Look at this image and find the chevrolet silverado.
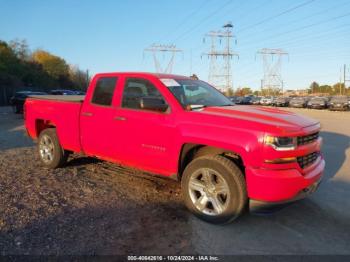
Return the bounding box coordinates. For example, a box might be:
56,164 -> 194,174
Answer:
24,72 -> 325,224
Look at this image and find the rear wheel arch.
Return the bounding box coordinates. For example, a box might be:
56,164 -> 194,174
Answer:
35,119 -> 56,137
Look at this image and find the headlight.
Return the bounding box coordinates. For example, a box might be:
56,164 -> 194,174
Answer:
264,135 -> 297,151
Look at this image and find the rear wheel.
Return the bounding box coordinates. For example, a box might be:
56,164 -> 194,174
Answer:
181,155 -> 247,224
38,128 -> 69,168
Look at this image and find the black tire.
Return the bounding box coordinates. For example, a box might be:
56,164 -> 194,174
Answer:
181,155 -> 247,224
37,128 -> 69,169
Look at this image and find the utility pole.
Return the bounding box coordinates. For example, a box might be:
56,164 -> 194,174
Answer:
344,64 -> 349,95
144,44 -> 183,74
202,22 -> 238,93
256,48 -> 288,96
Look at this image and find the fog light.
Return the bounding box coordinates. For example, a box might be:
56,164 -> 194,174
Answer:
264,157 -> 297,164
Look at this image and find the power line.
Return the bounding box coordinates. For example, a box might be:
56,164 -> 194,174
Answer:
237,0 -> 316,33
159,0 -> 210,43
172,0 -> 235,43
239,0 -> 350,44
239,11 -> 350,50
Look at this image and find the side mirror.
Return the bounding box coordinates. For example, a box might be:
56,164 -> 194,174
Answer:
140,96 -> 168,112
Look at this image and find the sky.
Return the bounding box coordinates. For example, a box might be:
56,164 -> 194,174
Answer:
0,0 -> 350,90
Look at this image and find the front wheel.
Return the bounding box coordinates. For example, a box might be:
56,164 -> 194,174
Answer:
38,128 -> 69,169
181,155 -> 247,224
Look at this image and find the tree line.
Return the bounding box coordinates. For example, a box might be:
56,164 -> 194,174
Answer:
0,39 -> 89,105
224,81 -> 350,97
308,81 -> 349,96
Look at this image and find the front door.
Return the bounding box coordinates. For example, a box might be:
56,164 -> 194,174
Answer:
113,76 -> 177,175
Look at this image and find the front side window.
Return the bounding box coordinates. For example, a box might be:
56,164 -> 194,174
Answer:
91,77 -> 118,106
122,78 -> 167,111
163,78 -> 233,109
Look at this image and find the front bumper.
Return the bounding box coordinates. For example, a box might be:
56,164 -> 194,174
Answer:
290,104 -> 305,108
246,156 -> 325,204
329,105 -> 348,111
275,103 -> 287,107
308,104 -> 326,109
249,179 -> 322,212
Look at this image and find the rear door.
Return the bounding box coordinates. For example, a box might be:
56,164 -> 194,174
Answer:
80,76 -> 120,159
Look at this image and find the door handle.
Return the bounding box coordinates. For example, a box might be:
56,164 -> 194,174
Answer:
114,116 -> 127,121
82,112 -> 93,117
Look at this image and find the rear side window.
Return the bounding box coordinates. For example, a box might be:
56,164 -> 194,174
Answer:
91,77 -> 118,106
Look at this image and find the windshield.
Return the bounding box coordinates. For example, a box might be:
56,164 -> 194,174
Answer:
276,97 -> 287,102
291,97 -> 305,102
331,97 -> 347,103
310,98 -> 325,102
163,79 -> 233,108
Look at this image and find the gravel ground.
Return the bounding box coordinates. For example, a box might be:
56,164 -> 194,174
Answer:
0,107 -> 192,255
0,106 -> 350,255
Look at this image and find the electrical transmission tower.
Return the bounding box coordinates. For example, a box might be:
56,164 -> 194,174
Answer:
256,48 -> 288,95
144,44 -> 183,74
202,22 -> 238,92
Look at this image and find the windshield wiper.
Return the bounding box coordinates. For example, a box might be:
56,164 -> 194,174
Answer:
218,104 -> 234,107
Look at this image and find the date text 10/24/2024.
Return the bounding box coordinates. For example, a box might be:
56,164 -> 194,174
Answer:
127,255 -> 219,261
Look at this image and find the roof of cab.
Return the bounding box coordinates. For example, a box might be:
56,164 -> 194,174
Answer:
94,72 -> 192,80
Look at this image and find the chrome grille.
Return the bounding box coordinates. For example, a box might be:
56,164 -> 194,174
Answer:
297,132 -> 319,146
297,152 -> 319,169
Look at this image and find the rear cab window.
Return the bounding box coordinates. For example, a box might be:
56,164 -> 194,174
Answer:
91,77 -> 118,106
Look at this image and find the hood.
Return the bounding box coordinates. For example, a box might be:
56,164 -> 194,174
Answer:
200,105 -> 319,133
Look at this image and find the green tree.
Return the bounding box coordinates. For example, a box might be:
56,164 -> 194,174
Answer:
235,87 -> 252,96
9,39 -> 30,61
69,65 -> 90,91
318,85 -> 332,94
309,81 -> 320,94
332,83 -> 346,95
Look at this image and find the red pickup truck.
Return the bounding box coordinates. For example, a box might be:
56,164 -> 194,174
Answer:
25,72 -> 325,224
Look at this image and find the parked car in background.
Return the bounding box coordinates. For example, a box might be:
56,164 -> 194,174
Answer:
74,90 -> 86,95
240,96 -> 253,105
289,97 -> 307,108
274,97 -> 290,107
271,97 -> 278,106
10,91 -> 47,114
50,89 -> 77,95
328,96 -> 349,111
260,96 -> 273,106
307,97 -> 328,109
230,96 -> 244,104
251,96 -> 261,105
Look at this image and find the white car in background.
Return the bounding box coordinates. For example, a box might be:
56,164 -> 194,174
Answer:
260,96 -> 274,106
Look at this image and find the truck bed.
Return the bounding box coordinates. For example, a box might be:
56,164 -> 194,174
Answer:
25,96 -> 84,153
29,95 -> 85,102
